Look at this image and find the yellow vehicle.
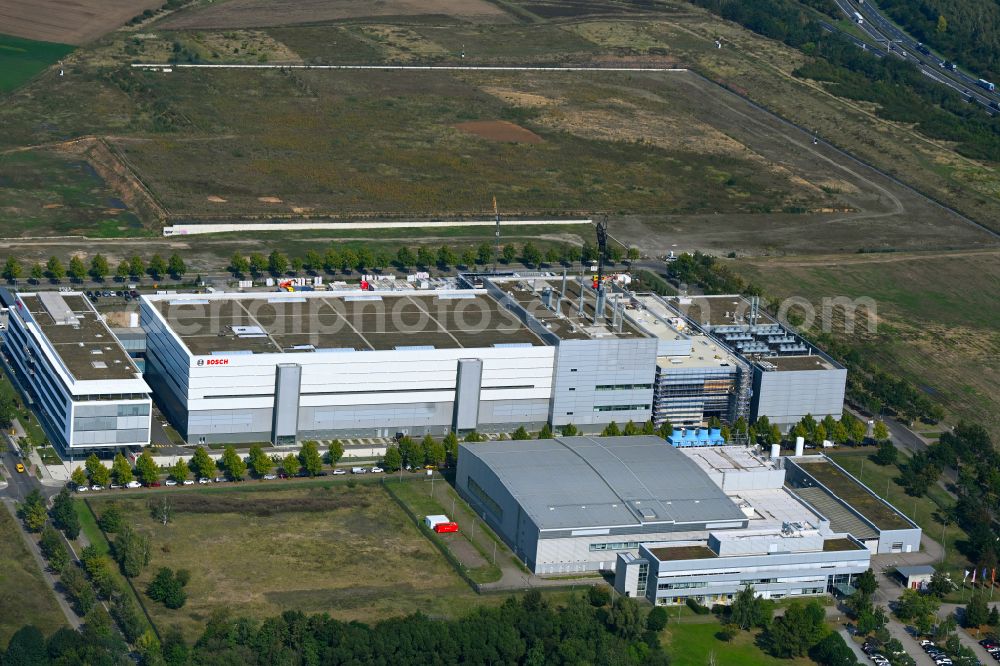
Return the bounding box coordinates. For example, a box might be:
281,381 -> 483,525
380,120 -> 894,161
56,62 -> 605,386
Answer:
15,463 -> 25,473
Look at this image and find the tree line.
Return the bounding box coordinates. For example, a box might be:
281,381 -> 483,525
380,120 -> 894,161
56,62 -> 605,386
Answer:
2,252 -> 187,283
875,0 -> 1000,83
229,242 -> 641,278
1,589 -> 672,665
689,0 -> 1000,164
71,441 -> 347,488
664,251 -> 948,424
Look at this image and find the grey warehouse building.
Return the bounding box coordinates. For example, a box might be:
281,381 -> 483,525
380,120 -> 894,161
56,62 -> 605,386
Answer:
456,435 -> 751,574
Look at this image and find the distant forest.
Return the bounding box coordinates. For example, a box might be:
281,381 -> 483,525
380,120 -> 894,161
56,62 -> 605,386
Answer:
690,0 -> 1000,162
876,0 -> 1000,82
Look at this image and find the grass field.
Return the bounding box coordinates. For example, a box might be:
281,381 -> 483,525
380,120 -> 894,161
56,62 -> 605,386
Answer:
734,251 -> 1000,435
0,150 -> 150,238
87,483 -> 501,640
0,507 -> 66,648
663,622 -> 815,665
0,34 -> 72,93
828,448 -> 969,597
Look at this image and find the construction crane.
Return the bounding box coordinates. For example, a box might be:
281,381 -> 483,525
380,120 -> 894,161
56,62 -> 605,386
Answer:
594,216 -> 609,320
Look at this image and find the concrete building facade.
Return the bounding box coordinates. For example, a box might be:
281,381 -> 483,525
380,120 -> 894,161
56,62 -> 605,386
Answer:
0,290 -> 151,455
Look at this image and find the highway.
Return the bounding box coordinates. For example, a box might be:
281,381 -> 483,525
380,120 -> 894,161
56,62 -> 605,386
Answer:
827,0 -> 1000,112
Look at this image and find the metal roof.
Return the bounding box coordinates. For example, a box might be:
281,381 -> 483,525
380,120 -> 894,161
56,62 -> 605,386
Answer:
460,435 -> 746,531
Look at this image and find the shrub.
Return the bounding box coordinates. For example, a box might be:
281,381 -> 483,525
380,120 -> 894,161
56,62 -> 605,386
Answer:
686,598 -> 711,614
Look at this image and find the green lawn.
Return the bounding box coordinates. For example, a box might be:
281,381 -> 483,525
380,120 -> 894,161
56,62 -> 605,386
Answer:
0,34 -> 73,93
663,622 -> 816,665
0,507 -> 66,648
828,449 -> 969,598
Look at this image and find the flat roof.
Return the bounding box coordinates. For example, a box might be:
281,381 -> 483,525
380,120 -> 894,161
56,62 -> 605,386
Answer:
680,446 -> 775,475
670,295 -> 775,328
793,457 -> 913,530
896,565 -> 935,576
460,435 -> 746,531
16,292 -> 142,381
491,276 -> 645,340
734,489 -> 823,531
759,355 -> 835,371
649,544 -> 717,561
147,290 -> 546,355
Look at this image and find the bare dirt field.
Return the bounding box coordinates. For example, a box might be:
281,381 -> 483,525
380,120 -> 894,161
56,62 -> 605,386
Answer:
159,0 -> 512,30
454,119 -> 543,143
0,0 -> 162,45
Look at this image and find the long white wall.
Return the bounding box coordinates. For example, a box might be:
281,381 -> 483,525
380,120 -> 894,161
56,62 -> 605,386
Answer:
184,346 -> 556,411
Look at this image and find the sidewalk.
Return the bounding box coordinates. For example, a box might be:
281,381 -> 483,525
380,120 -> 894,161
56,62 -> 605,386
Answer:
1,499 -> 82,630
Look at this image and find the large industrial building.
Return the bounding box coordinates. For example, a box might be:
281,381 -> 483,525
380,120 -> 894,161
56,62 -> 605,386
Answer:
0,270 -> 848,450
137,274 -> 846,445
662,294 -> 847,427
0,290 -> 152,456
456,435 -> 911,603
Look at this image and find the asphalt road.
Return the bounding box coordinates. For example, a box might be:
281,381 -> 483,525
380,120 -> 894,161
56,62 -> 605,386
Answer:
829,0 -> 1000,112
0,444 -> 40,501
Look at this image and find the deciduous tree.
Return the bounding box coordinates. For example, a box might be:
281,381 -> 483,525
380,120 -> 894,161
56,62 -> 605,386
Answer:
47,256 -> 65,281
299,440 -> 323,476
89,254 -> 109,281
168,253 -> 186,278
111,453 -> 133,485
148,254 -> 167,279
282,453 -> 299,476
169,458 -> 189,482
328,440 -> 344,467
85,454 -> 110,487
189,446 -> 215,480
135,451 -> 159,486
68,256 -> 87,281
221,445 -> 246,480
248,444 -> 273,477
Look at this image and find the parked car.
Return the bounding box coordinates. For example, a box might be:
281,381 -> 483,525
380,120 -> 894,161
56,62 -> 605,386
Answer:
126,480 -> 141,489
351,467 -> 367,474
165,479 -> 178,486
75,485 -> 89,492
263,474 -> 277,480
198,477 -> 211,484
90,485 -> 105,491
110,483 -> 122,489
148,482 -> 161,488
370,466 -> 384,474
182,479 -> 194,486
332,469 -> 346,475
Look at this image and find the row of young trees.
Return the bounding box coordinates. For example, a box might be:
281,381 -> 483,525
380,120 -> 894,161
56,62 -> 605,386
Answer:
229,242 -> 641,278
2,252 -> 187,283
71,441 -> 348,487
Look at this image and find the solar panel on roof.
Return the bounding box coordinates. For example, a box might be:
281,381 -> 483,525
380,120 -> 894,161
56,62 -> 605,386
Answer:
395,345 -> 435,351
315,347 -> 356,353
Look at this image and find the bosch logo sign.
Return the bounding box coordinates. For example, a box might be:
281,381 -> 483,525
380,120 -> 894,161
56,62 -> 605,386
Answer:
197,359 -> 229,366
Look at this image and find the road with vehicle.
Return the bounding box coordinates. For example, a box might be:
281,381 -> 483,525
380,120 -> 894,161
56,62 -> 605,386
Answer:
827,0 -> 1000,112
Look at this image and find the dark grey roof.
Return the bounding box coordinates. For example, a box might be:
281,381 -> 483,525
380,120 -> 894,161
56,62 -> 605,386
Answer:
460,435 -> 745,531
896,565 -> 935,577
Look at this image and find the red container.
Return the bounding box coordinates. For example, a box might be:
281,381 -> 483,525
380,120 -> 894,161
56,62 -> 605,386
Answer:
434,522 -> 459,533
